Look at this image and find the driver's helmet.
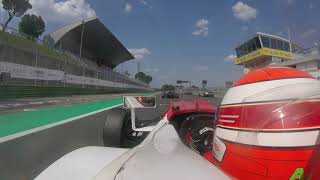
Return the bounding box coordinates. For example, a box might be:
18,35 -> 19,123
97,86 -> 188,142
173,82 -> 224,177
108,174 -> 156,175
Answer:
212,67 -> 320,180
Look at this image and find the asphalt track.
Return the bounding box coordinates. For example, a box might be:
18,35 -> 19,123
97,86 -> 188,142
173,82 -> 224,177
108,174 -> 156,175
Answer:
0,93 -> 217,180
0,94 -> 150,113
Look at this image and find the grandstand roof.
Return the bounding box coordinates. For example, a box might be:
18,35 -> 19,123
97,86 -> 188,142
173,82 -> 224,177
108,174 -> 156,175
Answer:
48,17 -> 134,68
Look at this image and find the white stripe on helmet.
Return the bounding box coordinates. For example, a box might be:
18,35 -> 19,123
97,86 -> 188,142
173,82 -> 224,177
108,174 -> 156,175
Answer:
215,126 -> 320,147
222,78 -> 319,105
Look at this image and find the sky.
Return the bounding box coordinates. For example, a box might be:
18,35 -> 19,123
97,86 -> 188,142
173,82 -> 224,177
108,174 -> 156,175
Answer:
1,0 -> 319,88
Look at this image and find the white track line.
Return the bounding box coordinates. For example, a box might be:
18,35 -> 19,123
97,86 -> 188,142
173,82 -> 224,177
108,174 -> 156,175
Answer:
11,103 -> 24,107
23,109 -> 37,112
0,104 -> 122,143
47,100 -> 60,103
28,102 -> 44,105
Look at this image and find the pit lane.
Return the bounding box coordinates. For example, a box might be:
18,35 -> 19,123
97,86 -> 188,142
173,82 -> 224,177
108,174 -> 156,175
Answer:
0,94 -> 218,180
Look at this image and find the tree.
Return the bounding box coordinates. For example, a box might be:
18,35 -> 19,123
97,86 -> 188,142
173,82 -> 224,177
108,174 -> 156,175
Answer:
2,0 -> 32,31
43,35 -> 55,48
161,84 -> 175,91
135,72 -> 153,84
145,75 -> 152,84
19,14 -> 45,39
124,70 -> 131,77
135,72 -> 146,81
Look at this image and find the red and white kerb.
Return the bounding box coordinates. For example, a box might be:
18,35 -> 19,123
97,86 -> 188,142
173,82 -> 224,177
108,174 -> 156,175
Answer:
212,67 -> 320,179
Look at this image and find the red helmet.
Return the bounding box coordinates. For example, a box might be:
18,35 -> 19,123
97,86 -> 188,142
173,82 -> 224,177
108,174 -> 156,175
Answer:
212,67 -> 320,180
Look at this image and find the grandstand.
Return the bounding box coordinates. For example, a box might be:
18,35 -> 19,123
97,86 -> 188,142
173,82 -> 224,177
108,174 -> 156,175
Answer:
47,17 -> 133,69
0,17 -> 150,95
46,17 -> 148,89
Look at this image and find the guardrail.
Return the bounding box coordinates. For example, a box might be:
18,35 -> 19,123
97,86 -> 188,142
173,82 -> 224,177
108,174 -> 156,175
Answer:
0,85 -> 151,99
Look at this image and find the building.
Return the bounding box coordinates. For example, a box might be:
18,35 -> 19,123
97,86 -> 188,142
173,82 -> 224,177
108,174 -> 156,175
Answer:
234,32 -> 293,73
225,81 -> 234,89
232,32 -> 320,81
207,86 -> 226,98
274,47 -> 320,79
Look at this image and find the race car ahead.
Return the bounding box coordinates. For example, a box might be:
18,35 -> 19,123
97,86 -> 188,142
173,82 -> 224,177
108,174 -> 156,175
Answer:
198,89 -> 215,97
161,90 -> 179,99
35,67 -> 320,180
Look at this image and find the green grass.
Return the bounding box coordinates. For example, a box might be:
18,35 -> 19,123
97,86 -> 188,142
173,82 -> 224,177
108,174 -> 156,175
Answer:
0,30 -> 77,65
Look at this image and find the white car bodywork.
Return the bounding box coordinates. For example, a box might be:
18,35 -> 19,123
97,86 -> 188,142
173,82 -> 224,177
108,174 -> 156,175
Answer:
35,117 -> 230,180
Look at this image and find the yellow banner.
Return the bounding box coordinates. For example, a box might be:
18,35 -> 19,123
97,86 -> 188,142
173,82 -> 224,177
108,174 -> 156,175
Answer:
235,48 -> 293,65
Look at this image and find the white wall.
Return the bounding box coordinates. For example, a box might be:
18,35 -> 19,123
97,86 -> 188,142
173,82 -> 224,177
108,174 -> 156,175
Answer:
296,61 -> 318,71
0,62 -> 151,90
296,60 -> 320,79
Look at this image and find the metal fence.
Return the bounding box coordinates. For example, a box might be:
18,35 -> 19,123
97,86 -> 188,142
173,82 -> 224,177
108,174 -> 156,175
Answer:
0,25 -> 149,90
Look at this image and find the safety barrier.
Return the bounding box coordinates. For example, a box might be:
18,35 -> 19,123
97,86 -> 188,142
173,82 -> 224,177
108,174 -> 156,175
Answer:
0,85 -> 150,99
0,42 -> 151,92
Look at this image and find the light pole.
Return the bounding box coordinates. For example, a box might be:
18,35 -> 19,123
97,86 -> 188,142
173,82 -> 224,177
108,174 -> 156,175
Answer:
79,20 -> 85,88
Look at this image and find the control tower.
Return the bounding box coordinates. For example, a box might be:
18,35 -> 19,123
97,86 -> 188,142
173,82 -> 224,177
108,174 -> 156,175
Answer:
234,32 -> 293,73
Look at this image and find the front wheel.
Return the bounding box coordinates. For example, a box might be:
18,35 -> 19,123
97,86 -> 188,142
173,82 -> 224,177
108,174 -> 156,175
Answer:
103,108 -> 147,148
103,108 -> 129,148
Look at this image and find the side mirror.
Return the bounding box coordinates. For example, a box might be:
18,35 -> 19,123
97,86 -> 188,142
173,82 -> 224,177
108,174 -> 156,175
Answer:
123,96 -> 156,109
123,96 -> 156,132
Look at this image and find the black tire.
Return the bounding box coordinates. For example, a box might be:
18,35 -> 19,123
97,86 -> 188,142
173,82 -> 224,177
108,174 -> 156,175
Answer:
103,108 -> 129,148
